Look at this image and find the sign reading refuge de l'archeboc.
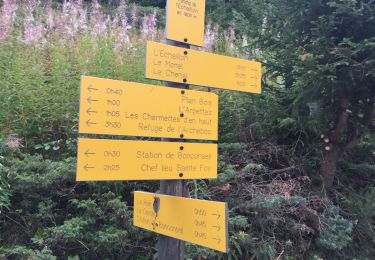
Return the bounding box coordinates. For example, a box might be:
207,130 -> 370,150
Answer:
79,76 -> 218,141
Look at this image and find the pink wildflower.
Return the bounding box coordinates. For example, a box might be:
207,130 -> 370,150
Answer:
130,3 -> 138,29
23,0 -> 45,45
141,10 -> 157,40
4,136 -> 23,149
226,24 -> 236,52
0,0 -> 18,43
91,0 -> 107,39
112,0 -> 130,51
45,0 -> 55,31
204,21 -> 219,52
242,35 -> 248,48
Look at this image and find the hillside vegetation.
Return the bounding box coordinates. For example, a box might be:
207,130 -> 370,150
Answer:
0,0 -> 374,259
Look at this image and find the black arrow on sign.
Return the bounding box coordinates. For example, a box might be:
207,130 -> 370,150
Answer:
87,85 -> 98,92
86,108 -> 97,115
86,119 -> 97,127
212,237 -> 221,244
83,164 -> 95,171
212,224 -> 221,232
84,150 -> 96,157
87,96 -> 98,104
212,211 -> 221,220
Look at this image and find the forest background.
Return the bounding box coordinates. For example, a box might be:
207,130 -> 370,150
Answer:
0,0 -> 374,259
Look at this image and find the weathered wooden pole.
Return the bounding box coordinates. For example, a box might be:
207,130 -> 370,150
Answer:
158,39 -> 190,260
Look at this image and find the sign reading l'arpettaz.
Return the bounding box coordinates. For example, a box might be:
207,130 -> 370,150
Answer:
77,138 -> 217,181
166,0 -> 206,47
145,41 -> 262,93
79,76 -> 218,141
134,191 -> 229,253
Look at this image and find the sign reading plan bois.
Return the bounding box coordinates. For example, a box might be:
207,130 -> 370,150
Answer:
134,191 -> 228,253
77,138 -> 217,181
166,0 -> 206,46
146,41 -> 262,94
79,76 -> 218,141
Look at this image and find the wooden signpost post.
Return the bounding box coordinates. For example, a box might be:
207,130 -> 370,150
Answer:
76,0 -> 262,258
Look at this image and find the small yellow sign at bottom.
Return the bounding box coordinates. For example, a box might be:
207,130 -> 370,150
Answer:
134,191 -> 228,253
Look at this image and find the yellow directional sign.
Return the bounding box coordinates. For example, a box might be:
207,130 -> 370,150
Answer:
77,138 -> 217,181
146,41 -> 262,93
134,191 -> 228,252
166,0 -> 206,47
79,76 -> 218,140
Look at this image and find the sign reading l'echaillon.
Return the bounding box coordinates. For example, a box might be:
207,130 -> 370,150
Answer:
146,41 -> 262,94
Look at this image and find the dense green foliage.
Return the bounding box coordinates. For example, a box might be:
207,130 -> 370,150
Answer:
1,0 -> 374,259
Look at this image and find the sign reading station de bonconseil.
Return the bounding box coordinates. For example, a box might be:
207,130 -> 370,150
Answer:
76,138 -> 217,181
79,76 -> 218,141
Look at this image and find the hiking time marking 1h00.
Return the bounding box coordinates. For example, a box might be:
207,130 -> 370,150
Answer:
79,76 -> 218,141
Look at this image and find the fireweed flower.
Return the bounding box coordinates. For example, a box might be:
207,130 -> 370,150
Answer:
226,24 -> 236,53
0,0 -> 18,43
204,21 -> 219,52
130,3 -> 138,29
4,136 -> 23,149
45,0 -> 55,31
112,0 -> 131,52
23,0 -> 45,45
91,0 -> 107,40
242,35 -> 248,48
141,10 -> 157,40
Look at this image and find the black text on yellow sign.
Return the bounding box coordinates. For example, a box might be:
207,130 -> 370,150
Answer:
134,191 -> 228,253
166,0 -> 206,46
146,41 -> 262,93
76,138 -> 217,181
79,76 -> 218,141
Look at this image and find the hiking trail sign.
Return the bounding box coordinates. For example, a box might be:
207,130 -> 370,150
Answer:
146,41 -> 262,93
77,0 -> 263,255
134,191 -> 229,253
79,76 -> 218,140
77,138 -> 217,181
166,0 -> 206,47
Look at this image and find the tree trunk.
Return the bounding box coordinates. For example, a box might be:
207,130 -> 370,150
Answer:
320,147 -> 340,189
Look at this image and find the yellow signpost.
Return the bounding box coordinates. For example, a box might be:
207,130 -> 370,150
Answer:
79,76 -> 218,140
166,0 -> 206,46
76,0 -> 263,254
134,191 -> 228,253
146,41 -> 262,93
77,138 -> 217,181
